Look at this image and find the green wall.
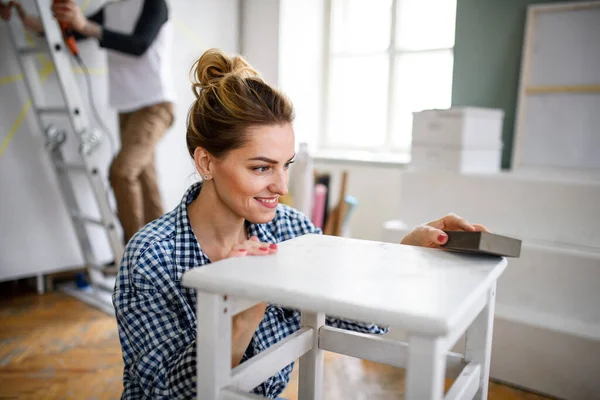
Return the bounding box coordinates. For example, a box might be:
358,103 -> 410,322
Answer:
451,0 -> 579,169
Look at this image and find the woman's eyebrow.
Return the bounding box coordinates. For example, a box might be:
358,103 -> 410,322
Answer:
247,154 -> 296,164
247,156 -> 279,164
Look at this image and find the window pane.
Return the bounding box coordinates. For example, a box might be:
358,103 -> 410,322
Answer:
331,0 -> 392,54
395,0 -> 457,50
326,55 -> 389,148
390,50 -> 453,149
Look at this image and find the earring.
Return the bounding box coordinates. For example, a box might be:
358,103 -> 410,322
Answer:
203,174 -> 210,180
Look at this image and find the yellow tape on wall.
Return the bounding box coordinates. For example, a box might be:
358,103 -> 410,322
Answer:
0,62 -> 54,158
0,101 -> 31,158
0,74 -> 24,85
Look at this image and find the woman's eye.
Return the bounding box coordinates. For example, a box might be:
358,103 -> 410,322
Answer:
253,166 -> 270,173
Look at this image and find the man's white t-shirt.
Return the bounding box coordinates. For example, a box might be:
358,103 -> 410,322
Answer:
101,0 -> 176,113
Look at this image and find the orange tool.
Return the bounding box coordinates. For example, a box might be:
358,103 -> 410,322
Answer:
52,0 -> 79,56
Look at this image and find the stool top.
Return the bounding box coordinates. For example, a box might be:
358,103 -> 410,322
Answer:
182,234 -> 506,336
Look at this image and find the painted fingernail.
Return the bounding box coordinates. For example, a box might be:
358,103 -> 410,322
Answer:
259,247 -> 268,251
438,233 -> 447,243
238,248 -> 247,252
269,243 -> 278,249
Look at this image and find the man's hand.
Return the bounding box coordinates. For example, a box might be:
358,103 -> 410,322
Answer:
6,1 -> 43,32
51,0 -> 87,31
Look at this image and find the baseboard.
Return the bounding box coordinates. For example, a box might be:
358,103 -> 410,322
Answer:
490,316 -> 600,400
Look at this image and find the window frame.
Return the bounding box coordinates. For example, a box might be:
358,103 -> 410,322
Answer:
319,0 -> 456,154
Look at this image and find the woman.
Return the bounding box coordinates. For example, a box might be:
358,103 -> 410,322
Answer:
16,0 -> 176,245
113,49 -> 488,399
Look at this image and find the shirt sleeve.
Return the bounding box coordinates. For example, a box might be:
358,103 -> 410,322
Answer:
325,316 -> 389,334
113,250 -> 197,398
98,0 -> 168,56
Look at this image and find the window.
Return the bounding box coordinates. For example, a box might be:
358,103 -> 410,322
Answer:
322,0 -> 457,153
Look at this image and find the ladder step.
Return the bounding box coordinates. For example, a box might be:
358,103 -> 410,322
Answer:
71,211 -> 105,226
88,263 -> 106,272
18,46 -> 46,55
38,107 -> 70,115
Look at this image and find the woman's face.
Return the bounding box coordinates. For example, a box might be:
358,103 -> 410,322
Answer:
212,123 -> 296,224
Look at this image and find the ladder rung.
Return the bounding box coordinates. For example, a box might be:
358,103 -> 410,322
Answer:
71,212 -> 104,226
18,46 -> 46,55
38,107 -> 70,115
55,161 -> 87,172
88,264 -> 106,272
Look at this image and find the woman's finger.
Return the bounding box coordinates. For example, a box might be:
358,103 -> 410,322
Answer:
246,246 -> 270,255
242,239 -> 267,249
441,213 -> 476,232
240,239 -> 277,255
472,223 -> 491,233
267,242 -> 278,254
423,226 -> 448,246
410,225 -> 444,248
228,248 -> 248,258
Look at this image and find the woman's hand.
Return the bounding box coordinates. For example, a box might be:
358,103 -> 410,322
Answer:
226,235 -> 278,258
226,236 -> 277,367
401,213 -> 490,248
51,0 -> 87,31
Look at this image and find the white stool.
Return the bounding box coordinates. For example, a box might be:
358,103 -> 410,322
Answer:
182,234 -> 506,400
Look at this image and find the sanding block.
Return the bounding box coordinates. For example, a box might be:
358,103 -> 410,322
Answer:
442,231 -> 522,258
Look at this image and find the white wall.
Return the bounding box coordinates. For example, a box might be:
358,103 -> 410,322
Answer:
240,0 -> 280,86
313,160 -> 405,240
279,0 -> 325,149
0,0 -> 240,281
159,0 -> 240,209
240,0 -> 325,148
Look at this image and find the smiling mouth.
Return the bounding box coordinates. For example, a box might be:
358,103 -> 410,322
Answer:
255,197 -> 278,209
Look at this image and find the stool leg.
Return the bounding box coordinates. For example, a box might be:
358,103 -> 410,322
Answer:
465,283 -> 496,400
405,335 -> 446,400
196,291 -> 231,400
298,311 -> 325,400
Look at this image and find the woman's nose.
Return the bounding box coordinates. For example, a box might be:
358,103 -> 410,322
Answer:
269,170 -> 289,195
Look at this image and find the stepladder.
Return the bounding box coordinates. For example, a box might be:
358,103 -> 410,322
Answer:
2,0 -> 123,314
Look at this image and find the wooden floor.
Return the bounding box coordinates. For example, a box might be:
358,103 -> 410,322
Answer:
0,281 -> 551,400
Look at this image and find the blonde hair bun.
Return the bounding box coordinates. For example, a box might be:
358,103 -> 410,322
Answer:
191,48 -> 259,96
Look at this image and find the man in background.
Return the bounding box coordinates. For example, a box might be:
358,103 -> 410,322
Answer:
15,0 -> 176,247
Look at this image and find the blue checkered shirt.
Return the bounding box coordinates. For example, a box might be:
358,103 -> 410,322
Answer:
113,182 -> 388,399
